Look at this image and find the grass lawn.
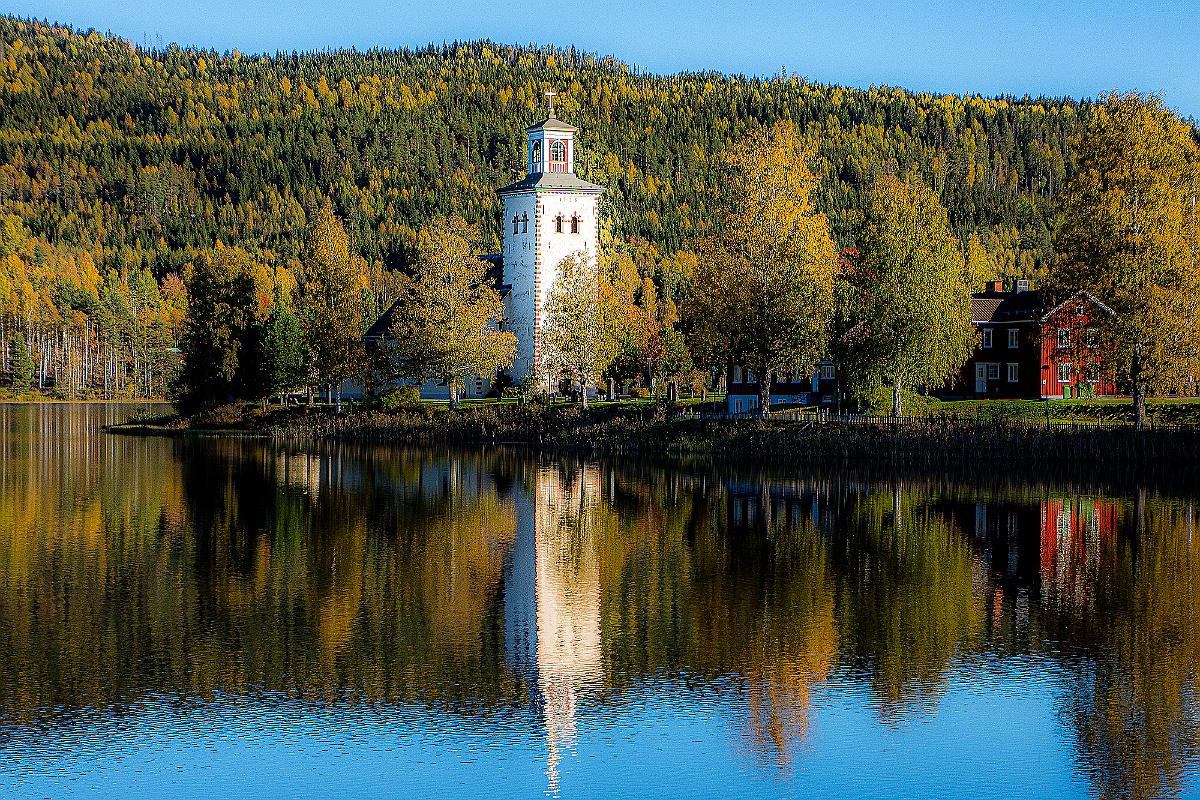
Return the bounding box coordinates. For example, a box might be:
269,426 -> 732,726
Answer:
918,396 -> 1200,425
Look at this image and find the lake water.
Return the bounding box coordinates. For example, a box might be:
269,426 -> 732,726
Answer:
1,403 -> 1199,799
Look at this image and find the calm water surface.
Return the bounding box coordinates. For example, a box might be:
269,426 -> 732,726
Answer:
1,404 -> 1199,799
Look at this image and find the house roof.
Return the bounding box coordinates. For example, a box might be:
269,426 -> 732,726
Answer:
969,288 -> 1120,325
497,171 -> 605,195
970,289 -> 1046,323
1040,290 -> 1119,322
526,114 -> 578,134
363,254 -> 506,340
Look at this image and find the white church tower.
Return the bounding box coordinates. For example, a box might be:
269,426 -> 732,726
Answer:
498,91 -> 605,383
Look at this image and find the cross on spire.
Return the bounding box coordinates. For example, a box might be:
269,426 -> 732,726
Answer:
545,88 -> 556,116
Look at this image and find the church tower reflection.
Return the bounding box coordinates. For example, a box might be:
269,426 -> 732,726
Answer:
504,464 -> 604,793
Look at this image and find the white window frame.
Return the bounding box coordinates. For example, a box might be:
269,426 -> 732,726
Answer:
819,364 -> 837,380
981,329 -> 993,349
1007,363 -> 1019,383
1057,328 -> 1070,349
987,363 -> 1000,380
1058,362 -> 1072,383
1007,329 -> 1019,348
732,366 -> 742,384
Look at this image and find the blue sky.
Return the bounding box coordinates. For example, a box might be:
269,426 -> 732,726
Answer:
17,0 -> 1200,119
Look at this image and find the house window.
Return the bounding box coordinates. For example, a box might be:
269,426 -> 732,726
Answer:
747,370 -> 756,383
550,140 -> 567,163
1007,363 -> 1019,383
570,214 -> 580,234
732,366 -> 742,383
987,363 -> 1000,380
1058,363 -> 1072,383
555,215 -> 563,233
521,213 -> 528,234
1007,329 -> 1019,348
793,367 -> 803,383
1086,328 -> 1098,347
1057,328 -> 1070,349
1076,304 -> 1085,317
820,364 -> 837,380
982,329 -> 993,348
1086,363 -> 1100,382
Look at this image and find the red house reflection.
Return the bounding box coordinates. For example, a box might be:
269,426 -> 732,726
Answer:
1039,497 -> 1120,610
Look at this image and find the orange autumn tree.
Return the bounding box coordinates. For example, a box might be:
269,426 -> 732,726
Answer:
1049,92 -> 1200,427
686,122 -> 838,415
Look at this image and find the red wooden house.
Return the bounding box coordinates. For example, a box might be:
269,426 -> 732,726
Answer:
942,281 -> 1120,400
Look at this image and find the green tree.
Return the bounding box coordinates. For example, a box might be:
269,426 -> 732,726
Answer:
302,202 -> 367,407
175,244 -> 257,413
541,252 -> 618,409
239,304 -> 307,405
963,233 -> 997,292
9,330 -> 34,392
842,173 -> 975,416
686,121 -> 839,415
384,216 -> 516,409
1049,92 -> 1200,428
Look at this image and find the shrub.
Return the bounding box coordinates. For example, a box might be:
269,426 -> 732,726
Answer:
194,404 -> 243,428
501,387 -> 522,400
382,385 -> 422,412
628,387 -> 649,400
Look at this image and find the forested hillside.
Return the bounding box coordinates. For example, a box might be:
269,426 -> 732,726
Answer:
0,15 -> 1089,395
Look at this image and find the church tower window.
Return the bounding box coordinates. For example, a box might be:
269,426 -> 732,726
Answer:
513,216 -> 520,235
570,215 -> 580,234
520,212 -> 528,233
549,140 -> 567,173
531,143 -> 542,172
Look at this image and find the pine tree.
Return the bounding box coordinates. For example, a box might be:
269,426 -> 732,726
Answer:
10,331 -> 34,392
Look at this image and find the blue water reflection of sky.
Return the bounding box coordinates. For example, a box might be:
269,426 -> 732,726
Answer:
2,658 -> 1118,800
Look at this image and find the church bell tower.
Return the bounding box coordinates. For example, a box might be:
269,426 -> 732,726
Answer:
498,91 -> 605,383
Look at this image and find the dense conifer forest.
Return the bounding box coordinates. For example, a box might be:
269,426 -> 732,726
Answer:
0,15 -> 1116,396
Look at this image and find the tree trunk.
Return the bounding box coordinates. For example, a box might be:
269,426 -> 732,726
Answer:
449,381 -> 459,410
1131,346 -> 1148,430
580,376 -> 588,410
892,375 -> 903,418
757,370 -> 771,418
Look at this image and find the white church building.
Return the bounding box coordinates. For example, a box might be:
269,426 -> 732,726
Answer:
361,94 -> 604,400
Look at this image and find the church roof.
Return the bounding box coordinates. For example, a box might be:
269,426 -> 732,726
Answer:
363,255 -> 507,340
497,172 -> 605,194
526,114 -> 577,134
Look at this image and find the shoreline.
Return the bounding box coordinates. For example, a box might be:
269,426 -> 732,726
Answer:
104,403 -> 1200,465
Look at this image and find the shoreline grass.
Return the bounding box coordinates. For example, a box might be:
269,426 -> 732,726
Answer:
104,396 -> 1200,465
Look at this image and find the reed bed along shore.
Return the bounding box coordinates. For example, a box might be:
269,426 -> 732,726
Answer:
130,402 -> 1200,465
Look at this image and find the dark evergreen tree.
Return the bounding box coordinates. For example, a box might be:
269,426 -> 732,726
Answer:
9,331 -> 34,392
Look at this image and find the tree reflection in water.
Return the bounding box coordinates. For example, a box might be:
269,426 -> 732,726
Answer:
1,404 -> 1199,798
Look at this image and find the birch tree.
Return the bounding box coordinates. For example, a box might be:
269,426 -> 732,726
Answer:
541,252 -> 618,409
385,216 -> 516,409
302,201 -> 367,407
842,173 -> 975,416
1049,92 -> 1200,428
686,122 -> 839,416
